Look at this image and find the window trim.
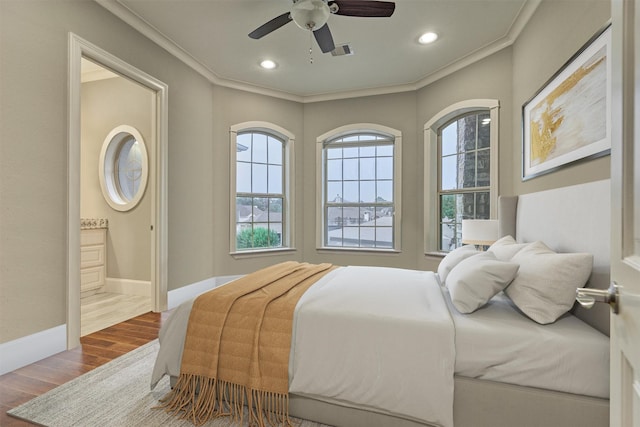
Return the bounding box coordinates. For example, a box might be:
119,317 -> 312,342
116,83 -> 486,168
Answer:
229,121 -> 295,256
98,125 -> 149,212
316,123 -> 402,252
423,100 -> 499,254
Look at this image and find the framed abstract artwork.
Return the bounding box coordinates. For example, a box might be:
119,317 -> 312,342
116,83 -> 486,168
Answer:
522,25 -> 611,181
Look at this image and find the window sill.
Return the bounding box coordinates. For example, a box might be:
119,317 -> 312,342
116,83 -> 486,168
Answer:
230,248 -> 297,259
316,247 -> 401,255
425,251 -> 447,258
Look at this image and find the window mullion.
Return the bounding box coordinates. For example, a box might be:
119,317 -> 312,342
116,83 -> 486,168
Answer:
439,186 -> 490,195
436,110 -> 493,251
322,132 -> 397,250
237,192 -> 283,198
235,129 -> 288,252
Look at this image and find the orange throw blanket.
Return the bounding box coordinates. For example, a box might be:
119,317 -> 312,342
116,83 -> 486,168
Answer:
161,261 -> 336,426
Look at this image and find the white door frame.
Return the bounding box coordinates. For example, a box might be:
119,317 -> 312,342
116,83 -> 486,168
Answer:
67,33 -> 168,348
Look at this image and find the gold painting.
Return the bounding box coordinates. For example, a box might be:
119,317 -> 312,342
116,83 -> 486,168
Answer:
523,25 -> 611,180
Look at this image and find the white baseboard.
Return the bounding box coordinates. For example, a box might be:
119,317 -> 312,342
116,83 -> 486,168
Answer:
167,275 -> 242,309
104,277 -> 152,297
0,325 -> 67,375
1,275 -> 243,375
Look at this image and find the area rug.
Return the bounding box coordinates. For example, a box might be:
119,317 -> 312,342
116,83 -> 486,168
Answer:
8,340 -> 330,427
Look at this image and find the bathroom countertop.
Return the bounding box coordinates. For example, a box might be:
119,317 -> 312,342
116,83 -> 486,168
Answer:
80,218 -> 109,230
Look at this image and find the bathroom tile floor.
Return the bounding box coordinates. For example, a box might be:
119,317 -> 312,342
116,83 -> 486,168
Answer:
81,292 -> 152,336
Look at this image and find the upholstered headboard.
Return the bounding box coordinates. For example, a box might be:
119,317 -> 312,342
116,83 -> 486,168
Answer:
498,179 -> 611,335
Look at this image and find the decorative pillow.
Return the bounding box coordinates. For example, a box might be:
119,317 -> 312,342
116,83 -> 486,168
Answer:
488,235 -> 529,261
447,251 -> 519,314
504,241 -> 593,324
437,245 -> 479,285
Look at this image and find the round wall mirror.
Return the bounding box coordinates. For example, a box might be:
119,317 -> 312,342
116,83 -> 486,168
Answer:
98,125 -> 149,211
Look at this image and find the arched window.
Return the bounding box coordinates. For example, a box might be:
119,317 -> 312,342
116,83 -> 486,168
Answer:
230,122 -> 294,254
316,124 -> 402,251
424,100 -> 499,252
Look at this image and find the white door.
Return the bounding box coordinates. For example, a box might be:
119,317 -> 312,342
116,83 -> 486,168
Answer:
610,0 -> 640,425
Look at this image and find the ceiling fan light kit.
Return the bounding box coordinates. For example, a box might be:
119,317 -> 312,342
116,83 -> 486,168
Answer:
249,0 -> 395,55
291,0 -> 331,31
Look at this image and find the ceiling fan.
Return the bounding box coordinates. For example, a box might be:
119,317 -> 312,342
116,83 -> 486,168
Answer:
248,0 -> 396,54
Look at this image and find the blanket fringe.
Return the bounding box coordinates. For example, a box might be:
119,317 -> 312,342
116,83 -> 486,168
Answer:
158,374 -> 293,427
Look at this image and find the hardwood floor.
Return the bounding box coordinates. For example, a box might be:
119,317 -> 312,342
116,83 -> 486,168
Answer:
0,311 -> 171,426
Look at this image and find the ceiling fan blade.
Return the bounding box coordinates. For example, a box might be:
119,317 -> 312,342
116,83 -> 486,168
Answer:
313,23 -> 336,53
248,12 -> 292,39
329,0 -> 395,17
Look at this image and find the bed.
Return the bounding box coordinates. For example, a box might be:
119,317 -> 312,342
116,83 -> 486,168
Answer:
151,179 -> 611,427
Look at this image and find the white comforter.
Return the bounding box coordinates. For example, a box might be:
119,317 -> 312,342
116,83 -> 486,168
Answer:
448,290 -> 610,399
151,266 -> 455,427
289,266 -> 455,427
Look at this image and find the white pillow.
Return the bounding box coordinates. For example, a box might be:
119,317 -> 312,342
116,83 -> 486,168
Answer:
437,245 -> 479,284
504,241 -> 593,324
488,235 -> 529,261
447,251 -> 519,314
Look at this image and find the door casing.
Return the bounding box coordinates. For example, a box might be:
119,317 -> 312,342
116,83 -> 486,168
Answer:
67,33 -> 168,348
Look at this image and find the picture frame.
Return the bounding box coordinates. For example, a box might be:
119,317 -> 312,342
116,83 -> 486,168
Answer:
522,25 -> 611,181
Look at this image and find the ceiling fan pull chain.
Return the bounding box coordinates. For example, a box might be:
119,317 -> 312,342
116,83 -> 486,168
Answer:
309,31 -> 314,64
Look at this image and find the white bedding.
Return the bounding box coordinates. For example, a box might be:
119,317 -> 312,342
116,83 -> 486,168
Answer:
446,289 -> 610,399
150,264 -> 609,427
289,266 -> 455,427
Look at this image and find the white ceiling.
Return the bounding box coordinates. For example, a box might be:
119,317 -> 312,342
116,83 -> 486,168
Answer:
81,57 -> 119,82
98,0 -> 539,102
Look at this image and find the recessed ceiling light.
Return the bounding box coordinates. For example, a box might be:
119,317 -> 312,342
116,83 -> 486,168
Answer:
260,59 -> 277,70
418,32 -> 438,45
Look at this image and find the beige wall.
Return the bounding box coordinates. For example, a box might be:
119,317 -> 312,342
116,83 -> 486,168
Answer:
211,86 -> 305,276
0,0 -> 612,345
0,0 -> 215,343
302,91 -> 419,269
81,76 -> 153,281
511,0 -> 611,195
416,47 -> 514,271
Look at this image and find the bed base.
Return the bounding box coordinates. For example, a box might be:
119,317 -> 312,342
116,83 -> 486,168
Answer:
454,376 -> 607,427
291,376 -> 609,427
170,375 -> 609,427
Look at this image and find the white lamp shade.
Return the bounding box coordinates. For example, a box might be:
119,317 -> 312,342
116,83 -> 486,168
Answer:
461,219 -> 499,245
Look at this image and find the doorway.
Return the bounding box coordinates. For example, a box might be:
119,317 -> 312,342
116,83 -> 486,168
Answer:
79,59 -> 152,336
68,34 -> 168,349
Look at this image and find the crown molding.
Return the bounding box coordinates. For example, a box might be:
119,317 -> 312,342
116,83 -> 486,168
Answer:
96,0 -> 541,104
412,0 -> 541,92
508,0 -> 543,40
302,82 -> 418,103
95,0 -> 305,103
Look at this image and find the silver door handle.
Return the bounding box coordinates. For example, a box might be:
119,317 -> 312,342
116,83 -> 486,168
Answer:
576,282 -> 619,314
